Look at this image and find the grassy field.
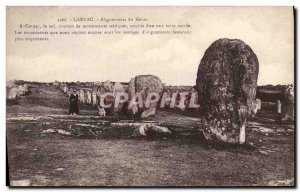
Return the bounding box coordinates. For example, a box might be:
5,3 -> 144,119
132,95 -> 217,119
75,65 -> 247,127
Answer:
6,86 -> 295,186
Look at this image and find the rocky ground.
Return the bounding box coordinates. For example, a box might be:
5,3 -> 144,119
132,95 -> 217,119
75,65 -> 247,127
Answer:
7,86 -> 295,186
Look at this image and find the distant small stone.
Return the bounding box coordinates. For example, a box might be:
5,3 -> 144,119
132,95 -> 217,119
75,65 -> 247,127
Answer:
268,178 -> 294,186
266,149 -> 274,153
41,129 -> 56,134
56,168 -> 64,171
10,179 -> 30,186
57,129 -> 71,135
259,150 -> 268,155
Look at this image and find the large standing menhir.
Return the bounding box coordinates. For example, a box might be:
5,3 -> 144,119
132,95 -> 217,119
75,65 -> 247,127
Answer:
196,38 -> 259,144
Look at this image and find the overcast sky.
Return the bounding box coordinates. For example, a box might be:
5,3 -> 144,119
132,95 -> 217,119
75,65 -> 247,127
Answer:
7,6 -> 294,86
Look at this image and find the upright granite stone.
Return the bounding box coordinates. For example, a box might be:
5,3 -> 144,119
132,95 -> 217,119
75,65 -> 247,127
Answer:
113,82 -> 126,113
86,90 -> 92,104
103,80 -> 114,92
196,38 -> 259,144
7,87 -> 18,100
282,84 -> 294,121
79,89 -> 85,103
63,85 -> 68,94
92,87 -> 98,106
128,75 -> 164,118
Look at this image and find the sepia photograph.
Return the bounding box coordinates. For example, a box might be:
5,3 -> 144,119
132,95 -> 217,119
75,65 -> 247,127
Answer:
6,6 -> 295,187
